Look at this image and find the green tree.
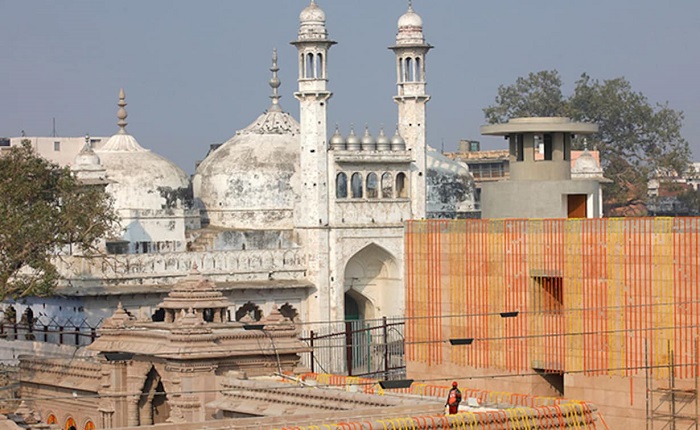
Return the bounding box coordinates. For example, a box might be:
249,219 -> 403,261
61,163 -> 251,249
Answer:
0,141 -> 118,299
483,70 -> 691,215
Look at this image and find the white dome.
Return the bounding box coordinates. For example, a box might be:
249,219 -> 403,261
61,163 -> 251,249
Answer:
194,110 -> 301,230
426,147 -> 475,216
398,10 -> 422,29
300,0 -> 325,23
97,134 -> 190,211
573,150 -> 603,176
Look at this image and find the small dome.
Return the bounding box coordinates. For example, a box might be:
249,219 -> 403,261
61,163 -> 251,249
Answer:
572,149 -> 606,181
346,127 -> 361,151
361,126 -> 376,151
330,125 -> 346,150
300,0 -> 326,24
74,145 -> 101,167
398,7 -> 423,29
376,128 -> 391,151
391,127 -> 406,151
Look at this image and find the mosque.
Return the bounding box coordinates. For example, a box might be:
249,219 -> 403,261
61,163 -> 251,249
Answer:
2,1 -> 474,341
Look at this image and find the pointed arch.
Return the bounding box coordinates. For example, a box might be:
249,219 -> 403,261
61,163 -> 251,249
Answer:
366,172 -> 379,198
381,172 -> 393,198
351,172 -> 363,198
138,366 -> 169,425
396,172 -> 408,198
343,243 -> 400,320
336,172 -> 348,198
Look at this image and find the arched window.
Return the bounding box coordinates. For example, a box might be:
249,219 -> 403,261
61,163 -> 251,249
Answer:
235,302 -> 262,322
306,52 -> 315,78
65,417 -> 77,430
336,172 -> 348,198
316,53 -> 323,78
351,173 -> 363,198
415,57 -> 422,81
399,58 -> 405,83
396,173 -> 408,198
381,172 -> 393,198
46,415 -> 58,425
405,58 -> 414,82
84,421 -> 95,430
366,173 -> 379,198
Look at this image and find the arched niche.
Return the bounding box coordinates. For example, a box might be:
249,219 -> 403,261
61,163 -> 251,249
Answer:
343,243 -> 400,321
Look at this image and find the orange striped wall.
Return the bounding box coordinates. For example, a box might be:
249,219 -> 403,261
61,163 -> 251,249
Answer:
405,217 -> 700,379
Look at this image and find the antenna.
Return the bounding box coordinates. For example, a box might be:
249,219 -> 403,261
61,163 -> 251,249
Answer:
52,117 -> 57,137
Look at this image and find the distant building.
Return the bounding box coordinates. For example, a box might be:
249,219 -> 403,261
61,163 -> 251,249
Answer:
0,136 -> 109,166
446,118 -> 608,218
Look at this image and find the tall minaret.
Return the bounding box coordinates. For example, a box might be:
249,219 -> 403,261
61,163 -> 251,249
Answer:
390,1 -> 431,218
292,0 -> 336,228
292,1 -> 336,322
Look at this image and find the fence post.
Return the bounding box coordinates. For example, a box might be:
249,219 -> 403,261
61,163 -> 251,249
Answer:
383,316 -> 389,379
0,322 -> 3,336
59,326 -> 63,344
74,326 -> 80,346
91,327 -> 97,343
309,331 -> 315,374
12,324 -> 17,340
43,325 -> 48,343
345,321 -> 353,376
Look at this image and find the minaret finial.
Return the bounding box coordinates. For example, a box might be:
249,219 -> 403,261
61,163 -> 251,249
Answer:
269,48 -> 282,112
117,88 -> 128,134
408,0 -> 413,11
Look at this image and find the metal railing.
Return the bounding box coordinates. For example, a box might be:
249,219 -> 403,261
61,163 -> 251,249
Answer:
300,316 -> 405,380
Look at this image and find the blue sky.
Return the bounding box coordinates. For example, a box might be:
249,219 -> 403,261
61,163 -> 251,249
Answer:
2,1 -> 699,173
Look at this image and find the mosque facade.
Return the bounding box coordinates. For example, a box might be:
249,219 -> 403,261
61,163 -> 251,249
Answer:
1,2 -> 474,338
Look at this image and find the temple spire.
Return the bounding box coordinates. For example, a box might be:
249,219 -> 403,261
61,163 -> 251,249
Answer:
117,88 -> 128,134
269,48 -> 282,112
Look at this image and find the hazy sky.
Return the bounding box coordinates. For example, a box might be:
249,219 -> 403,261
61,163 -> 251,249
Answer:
2,1 -> 699,173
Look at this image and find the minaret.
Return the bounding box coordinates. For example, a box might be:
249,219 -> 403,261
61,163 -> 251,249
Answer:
291,1 -> 336,322
390,2 -> 432,218
292,0 -> 336,228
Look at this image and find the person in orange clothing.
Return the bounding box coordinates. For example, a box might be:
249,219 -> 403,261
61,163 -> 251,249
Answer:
445,381 -> 462,414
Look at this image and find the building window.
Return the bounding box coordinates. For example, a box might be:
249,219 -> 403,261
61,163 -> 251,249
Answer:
235,302 -> 262,322
366,172 -> 379,198
510,134 -> 524,161
381,172 -> 393,198
351,172 -> 363,198
396,172 -> 408,198
534,276 -> 563,314
534,134 -> 553,161
0,138 -> 10,147
405,57 -> 414,82
54,141 -> 60,151
415,57 -> 422,81
336,172 -> 348,199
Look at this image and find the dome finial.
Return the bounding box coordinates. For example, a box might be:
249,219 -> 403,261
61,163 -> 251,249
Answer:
269,48 -> 282,112
117,88 -> 128,134
408,0 -> 414,12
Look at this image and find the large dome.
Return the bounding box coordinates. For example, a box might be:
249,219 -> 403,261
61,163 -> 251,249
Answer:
426,147 -> 475,217
97,133 -> 190,211
96,89 -> 190,212
194,110 -> 301,230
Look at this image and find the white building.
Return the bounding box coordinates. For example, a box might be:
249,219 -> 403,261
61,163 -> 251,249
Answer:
2,2 -> 473,339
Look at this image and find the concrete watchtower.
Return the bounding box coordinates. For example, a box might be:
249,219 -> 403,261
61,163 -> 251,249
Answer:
480,117 -> 603,219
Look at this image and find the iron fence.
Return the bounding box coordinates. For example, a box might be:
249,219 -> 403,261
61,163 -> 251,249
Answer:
300,316 -> 405,379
